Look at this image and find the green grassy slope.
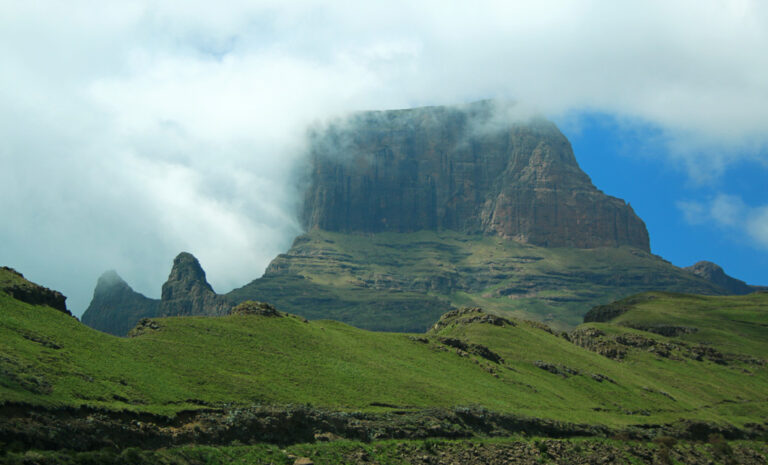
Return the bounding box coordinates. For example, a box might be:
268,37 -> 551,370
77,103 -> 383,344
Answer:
2,283 -> 766,429
229,230 -> 726,331
587,291 -> 768,360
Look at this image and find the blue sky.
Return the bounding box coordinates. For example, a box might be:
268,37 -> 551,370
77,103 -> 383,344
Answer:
1,1 -> 767,315
556,113 -> 768,285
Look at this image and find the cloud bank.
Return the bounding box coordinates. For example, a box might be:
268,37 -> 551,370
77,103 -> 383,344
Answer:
1,1 -> 767,314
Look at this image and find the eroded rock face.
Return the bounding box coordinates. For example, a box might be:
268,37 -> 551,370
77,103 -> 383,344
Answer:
302,101 -> 650,250
81,271 -> 159,336
158,252 -> 231,317
0,266 -> 69,316
83,253 -> 233,336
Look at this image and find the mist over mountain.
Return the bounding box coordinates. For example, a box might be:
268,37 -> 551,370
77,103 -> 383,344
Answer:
82,102 -> 755,335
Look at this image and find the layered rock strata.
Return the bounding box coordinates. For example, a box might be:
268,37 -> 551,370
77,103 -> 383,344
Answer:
302,101 -> 650,250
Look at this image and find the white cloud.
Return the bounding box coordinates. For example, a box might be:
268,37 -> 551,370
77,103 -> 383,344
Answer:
677,200 -> 708,226
746,207 -> 768,248
1,0 -> 768,313
709,194 -> 747,227
678,194 -> 768,249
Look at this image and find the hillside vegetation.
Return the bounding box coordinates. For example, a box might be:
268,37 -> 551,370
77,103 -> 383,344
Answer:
2,274 -> 766,432
231,230 -> 726,331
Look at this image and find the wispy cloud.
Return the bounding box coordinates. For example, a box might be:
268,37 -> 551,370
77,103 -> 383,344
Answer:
678,194 -> 768,249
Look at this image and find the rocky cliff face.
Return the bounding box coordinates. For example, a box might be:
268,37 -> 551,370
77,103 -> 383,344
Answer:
0,266 -> 70,316
158,252 -> 231,317
82,252 -> 232,336
302,101 -> 650,250
81,271 -> 159,336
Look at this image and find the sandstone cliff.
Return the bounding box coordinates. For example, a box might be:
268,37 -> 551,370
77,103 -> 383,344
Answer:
302,101 -> 650,250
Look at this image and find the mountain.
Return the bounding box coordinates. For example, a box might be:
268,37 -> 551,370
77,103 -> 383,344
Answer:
82,102 -> 755,335
684,260 -> 764,295
227,102 -> 732,330
81,252 -> 232,335
302,101 -> 650,250
1,269 -> 767,460
158,252 -> 231,317
80,270 -> 159,336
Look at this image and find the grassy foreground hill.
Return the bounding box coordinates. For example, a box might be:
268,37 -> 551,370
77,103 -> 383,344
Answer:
2,268 -> 768,462
2,271 -> 766,423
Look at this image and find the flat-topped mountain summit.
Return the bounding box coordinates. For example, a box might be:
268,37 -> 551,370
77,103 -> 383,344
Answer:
303,101 -> 650,250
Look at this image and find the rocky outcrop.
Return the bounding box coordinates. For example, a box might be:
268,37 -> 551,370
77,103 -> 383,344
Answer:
127,318 -> 161,337
82,253 -> 233,336
0,266 -> 69,316
429,307 -> 514,333
568,325 -> 764,366
0,403 -> 615,452
534,360 -> 580,377
158,252 -> 231,318
3,402 -> 766,462
684,261 -> 755,295
583,294 -> 658,323
302,101 -> 650,250
229,300 -> 282,317
81,271 -> 159,336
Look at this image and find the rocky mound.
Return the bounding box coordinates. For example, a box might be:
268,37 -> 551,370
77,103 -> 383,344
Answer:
430,307 -> 514,333
0,266 -> 69,316
684,261 -> 755,295
302,101 -> 650,250
229,301 -> 282,317
127,318 -> 161,338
